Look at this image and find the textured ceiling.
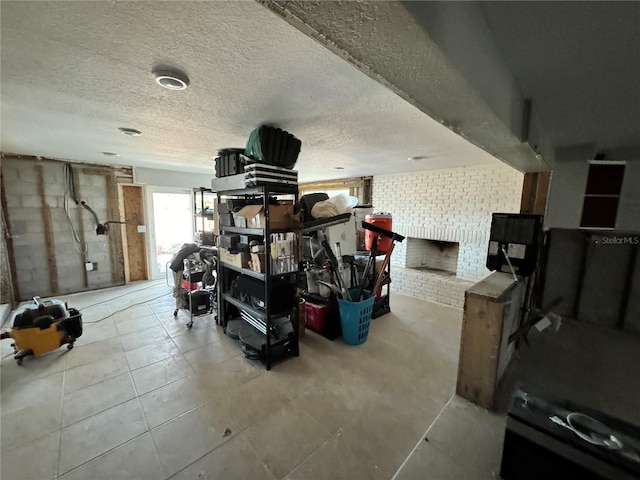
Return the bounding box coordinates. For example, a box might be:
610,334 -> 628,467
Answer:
0,1 -> 501,181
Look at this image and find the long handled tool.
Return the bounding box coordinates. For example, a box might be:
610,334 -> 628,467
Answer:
318,230 -> 352,301
355,236 -> 378,301
361,221 -> 405,297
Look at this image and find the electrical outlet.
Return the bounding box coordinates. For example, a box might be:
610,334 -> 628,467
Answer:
85,262 -> 93,271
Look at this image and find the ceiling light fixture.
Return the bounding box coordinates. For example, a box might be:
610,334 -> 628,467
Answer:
408,156 -> 430,161
119,127 -> 142,137
334,167 -> 345,171
102,152 -> 120,157
153,69 -> 190,90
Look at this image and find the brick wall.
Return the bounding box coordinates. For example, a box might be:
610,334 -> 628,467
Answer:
373,163 -> 523,281
1,157 -> 129,300
390,266 -> 473,308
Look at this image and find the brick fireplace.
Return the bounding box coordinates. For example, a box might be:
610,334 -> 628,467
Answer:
372,163 -> 524,307
404,238 -> 459,274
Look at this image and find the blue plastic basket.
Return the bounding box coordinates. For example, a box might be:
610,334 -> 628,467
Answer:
338,289 -> 375,345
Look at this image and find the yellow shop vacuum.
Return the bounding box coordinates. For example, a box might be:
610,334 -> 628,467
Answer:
1,297 -> 83,365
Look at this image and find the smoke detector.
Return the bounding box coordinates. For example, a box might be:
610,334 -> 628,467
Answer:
153,69 -> 190,90
119,128 -> 142,137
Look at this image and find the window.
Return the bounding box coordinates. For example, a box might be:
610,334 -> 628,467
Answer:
299,177 -> 372,205
302,188 -> 350,198
580,162 -> 625,229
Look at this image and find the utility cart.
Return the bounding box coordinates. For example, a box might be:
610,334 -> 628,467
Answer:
169,246 -> 217,329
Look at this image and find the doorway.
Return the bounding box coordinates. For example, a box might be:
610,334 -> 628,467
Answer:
121,184 -> 149,282
150,192 -> 193,278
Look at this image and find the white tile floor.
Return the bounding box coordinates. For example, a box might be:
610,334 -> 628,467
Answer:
0,281 -> 505,480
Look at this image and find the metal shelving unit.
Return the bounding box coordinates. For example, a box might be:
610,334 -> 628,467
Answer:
216,184 -> 299,370
193,187 -> 216,246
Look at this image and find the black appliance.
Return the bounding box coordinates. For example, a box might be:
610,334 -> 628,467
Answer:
185,290 -> 212,316
234,274 -> 296,314
501,388 -> 640,480
486,213 -> 543,277
215,148 -> 246,178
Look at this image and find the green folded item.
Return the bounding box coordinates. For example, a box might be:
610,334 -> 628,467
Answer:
245,125 -> 301,169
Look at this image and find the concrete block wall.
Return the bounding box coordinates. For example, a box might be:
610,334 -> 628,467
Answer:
1,157 -> 119,300
1,221 -> 12,303
373,163 -> 524,281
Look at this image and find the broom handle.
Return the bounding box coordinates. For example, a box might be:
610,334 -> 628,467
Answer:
372,243 -> 395,294
356,237 -> 377,301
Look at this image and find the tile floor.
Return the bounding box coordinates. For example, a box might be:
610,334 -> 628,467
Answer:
1,281 -> 505,480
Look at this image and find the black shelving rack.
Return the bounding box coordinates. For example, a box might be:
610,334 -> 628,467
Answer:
216,184 -> 300,370
193,187 -> 216,246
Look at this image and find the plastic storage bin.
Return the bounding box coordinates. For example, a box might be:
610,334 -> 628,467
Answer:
304,301 -> 341,340
304,301 -> 339,335
338,289 -> 375,345
181,280 -> 199,291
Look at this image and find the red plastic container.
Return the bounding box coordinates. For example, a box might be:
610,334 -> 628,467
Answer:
304,301 -> 340,339
181,280 -> 199,291
365,213 -> 393,253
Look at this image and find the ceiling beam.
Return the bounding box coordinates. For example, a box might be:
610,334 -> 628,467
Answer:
258,0 -> 550,172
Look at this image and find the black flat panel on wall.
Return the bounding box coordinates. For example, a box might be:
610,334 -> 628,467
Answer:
541,229 -> 586,317
541,228 -> 639,328
578,237 -> 635,327
624,250 -> 640,333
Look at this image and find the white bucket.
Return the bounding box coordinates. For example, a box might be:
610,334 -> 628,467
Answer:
318,270 -> 332,298
306,269 -> 321,294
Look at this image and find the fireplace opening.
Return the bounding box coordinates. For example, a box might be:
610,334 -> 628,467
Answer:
405,238 -> 459,275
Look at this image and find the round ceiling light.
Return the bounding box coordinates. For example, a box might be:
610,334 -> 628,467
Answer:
102,152 -> 120,157
119,127 -> 142,137
153,69 -> 190,90
408,156 -> 429,161
334,167 -> 345,171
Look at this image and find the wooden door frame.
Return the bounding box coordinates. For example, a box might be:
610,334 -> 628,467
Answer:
118,184 -> 150,283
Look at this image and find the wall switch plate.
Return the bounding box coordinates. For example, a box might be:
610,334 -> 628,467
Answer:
85,262 -> 93,271
92,262 -> 98,270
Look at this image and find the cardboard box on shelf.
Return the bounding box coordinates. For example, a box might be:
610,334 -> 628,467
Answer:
232,212 -> 248,228
219,247 -> 250,269
233,201 -> 296,230
270,232 -> 298,274
250,253 -> 266,273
